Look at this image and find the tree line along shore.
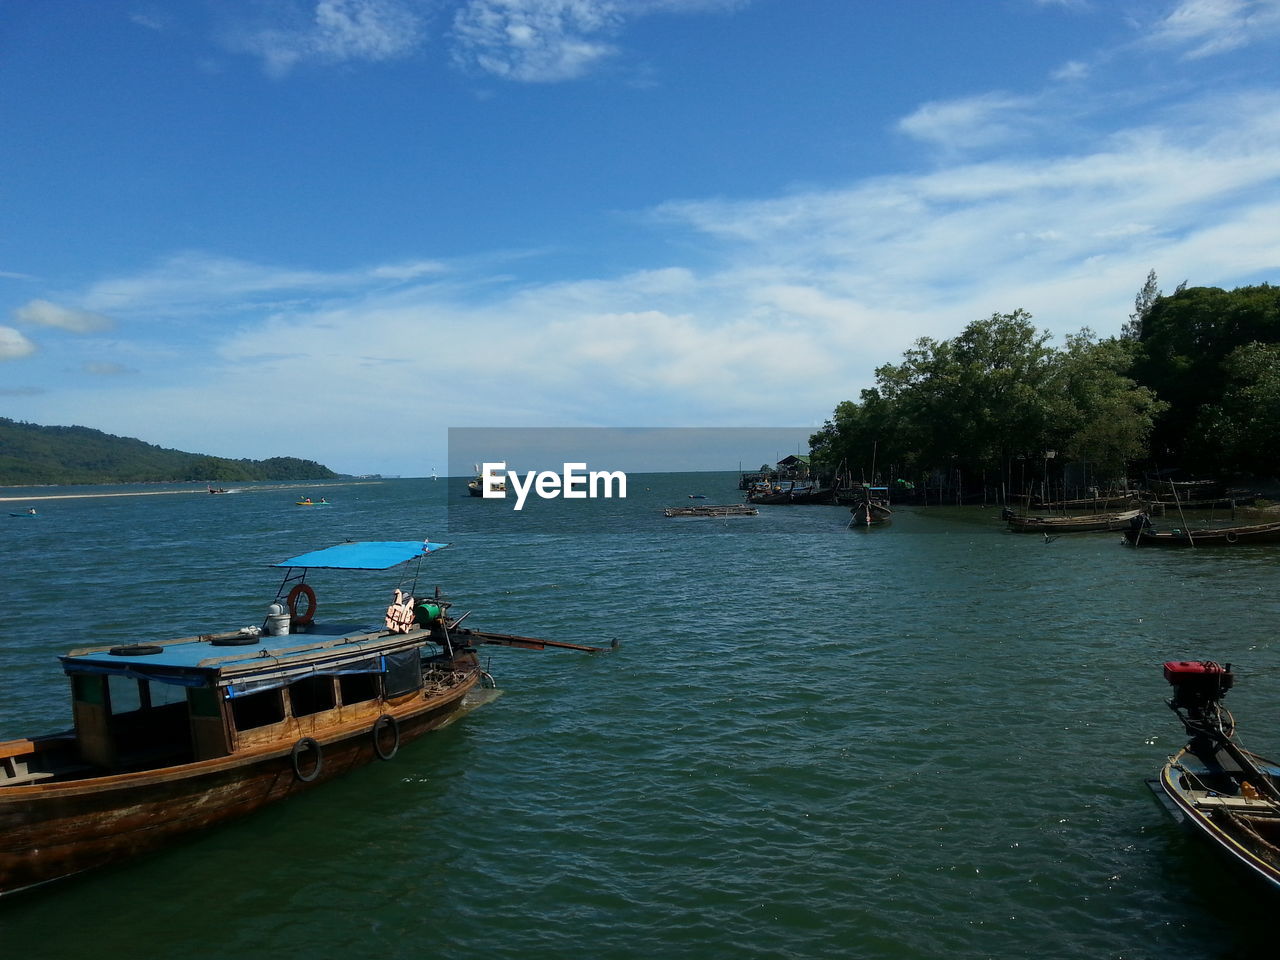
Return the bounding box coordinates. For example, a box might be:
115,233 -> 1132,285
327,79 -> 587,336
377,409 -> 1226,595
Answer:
809,279 -> 1280,502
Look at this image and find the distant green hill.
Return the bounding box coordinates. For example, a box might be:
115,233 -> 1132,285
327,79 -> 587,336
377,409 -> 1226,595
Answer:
0,418 -> 340,485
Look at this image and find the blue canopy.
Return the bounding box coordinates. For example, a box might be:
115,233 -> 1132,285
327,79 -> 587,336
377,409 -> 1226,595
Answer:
273,540 -> 449,570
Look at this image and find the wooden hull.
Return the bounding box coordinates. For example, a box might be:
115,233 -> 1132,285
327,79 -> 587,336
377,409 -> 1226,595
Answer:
1123,520 -> 1280,546
1007,508 -> 1141,533
0,673 -> 480,896
848,502 -> 892,526
747,491 -> 791,504
1021,494 -> 1139,510
1156,748 -> 1280,893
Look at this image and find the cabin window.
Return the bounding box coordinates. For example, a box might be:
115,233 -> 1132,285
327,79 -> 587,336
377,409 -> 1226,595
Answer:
149,681 -> 188,708
383,649 -> 423,697
289,676 -> 336,717
339,672 -> 380,705
108,675 -> 143,715
231,689 -> 285,731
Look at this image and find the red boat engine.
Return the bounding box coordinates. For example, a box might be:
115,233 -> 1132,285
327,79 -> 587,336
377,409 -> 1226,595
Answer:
1163,660 -> 1233,715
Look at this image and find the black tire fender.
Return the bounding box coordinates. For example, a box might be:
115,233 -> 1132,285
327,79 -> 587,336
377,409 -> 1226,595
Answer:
372,714 -> 400,761
290,737 -> 323,782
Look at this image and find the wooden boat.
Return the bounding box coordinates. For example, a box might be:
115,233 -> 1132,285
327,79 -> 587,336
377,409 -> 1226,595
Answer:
788,485 -> 836,505
1020,493 -> 1139,511
747,481 -> 833,505
847,486 -> 892,527
0,540 -> 606,897
1151,660 -> 1280,893
1005,507 -> 1141,534
1122,515 -> 1280,546
664,504 -> 758,518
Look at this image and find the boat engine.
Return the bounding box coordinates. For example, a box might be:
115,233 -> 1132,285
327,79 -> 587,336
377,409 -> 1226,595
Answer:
1163,660 -> 1233,716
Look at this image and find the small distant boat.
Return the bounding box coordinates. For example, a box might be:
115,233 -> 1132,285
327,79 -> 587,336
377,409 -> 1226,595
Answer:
1005,508 -> 1141,534
1151,660 -> 1280,892
208,487 -> 227,495
847,485 -> 892,527
296,498 -> 330,506
8,510 -> 38,518
687,494 -> 707,499
0,539 -> 610,897
1123,514 -> 1280,547
467,466 -> 505,498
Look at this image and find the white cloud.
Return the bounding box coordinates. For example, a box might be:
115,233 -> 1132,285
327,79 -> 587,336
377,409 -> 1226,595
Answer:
218,0 -> 750,82
448,0 -> 751,82
450,0 -> 623,81
1051,59 -> 1090,82
0,326 -> 37,360
896,94 -> 1037,152
12,299 -> 114,333
231,0 -> 426,77
1148,0 -> 1280,59
77,252 -> 446,319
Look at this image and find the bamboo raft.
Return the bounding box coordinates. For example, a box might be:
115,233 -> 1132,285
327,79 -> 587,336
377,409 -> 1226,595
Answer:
664,504 -> 758,518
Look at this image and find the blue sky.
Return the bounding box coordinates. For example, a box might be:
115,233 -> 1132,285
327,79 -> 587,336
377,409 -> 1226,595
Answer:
3,0 -> 1280,476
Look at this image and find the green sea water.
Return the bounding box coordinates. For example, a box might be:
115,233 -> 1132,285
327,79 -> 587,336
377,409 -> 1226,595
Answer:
1,475 -> 1278,959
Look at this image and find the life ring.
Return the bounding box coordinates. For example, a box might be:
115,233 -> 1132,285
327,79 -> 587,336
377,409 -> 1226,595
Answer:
372,714 -> 400,761
1226,531 -> 1238,543
290,737 -> 323,782
286,583 -> 317,626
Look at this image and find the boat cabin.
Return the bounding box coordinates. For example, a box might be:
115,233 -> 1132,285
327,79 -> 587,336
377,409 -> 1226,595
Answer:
56,624 -> 442,774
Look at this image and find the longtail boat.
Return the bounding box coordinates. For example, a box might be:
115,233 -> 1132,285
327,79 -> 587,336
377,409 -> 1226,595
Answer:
1005,508 -> 1141,534
0,540 -> 606,897
1122,515 -> 1280,546
1151,661 -> 1280,892
847,485 -> 892,527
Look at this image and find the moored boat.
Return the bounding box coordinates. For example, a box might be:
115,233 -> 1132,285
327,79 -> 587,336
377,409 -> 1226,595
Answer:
746,480 -> 833,505
0,539 -> 605,897
1152,660 -> 1280,892
847,485 -> 892,527
1123,515 -> 1280,546
1005,507 -> 1141,534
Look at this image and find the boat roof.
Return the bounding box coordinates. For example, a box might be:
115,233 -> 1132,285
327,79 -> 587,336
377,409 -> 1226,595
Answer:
274,540 -> 449,570
58,540 -> 450,690
60,622 -> 430,693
